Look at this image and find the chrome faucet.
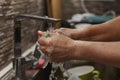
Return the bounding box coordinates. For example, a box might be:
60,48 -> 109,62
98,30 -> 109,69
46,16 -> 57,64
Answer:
13,14 -> 60,80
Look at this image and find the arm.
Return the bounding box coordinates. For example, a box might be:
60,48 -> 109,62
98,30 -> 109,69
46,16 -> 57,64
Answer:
58,16 -> 120,41
38,31 -> 120,68
73,41 -> 120,68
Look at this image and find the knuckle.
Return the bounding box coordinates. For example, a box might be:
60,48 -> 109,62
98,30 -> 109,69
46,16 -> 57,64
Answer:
38,40 -> 41,44
48,40 -> 52,46
47,51 -> 52,54
48,38 -> 56,47
60,28 -> 65,30
46,47 -> 53,54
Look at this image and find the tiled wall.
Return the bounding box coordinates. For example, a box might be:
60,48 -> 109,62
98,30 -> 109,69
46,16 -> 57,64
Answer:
0,0 -> 46,70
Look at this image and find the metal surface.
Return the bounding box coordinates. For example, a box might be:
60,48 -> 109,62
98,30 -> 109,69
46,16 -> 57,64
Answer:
16,14 -> 61,22
13,14 -> 61,80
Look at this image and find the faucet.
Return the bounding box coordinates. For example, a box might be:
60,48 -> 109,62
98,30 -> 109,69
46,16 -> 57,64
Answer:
13,14 -> 61,80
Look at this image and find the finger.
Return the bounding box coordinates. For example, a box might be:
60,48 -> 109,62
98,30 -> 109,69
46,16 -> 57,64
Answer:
54,28 -> 69,36
53,29 -> 59,33
45,46 -> 54,54
40,46 -> 54,55
38,33 -> 55,50
40,46 -> 48,54
38,37 -> 49,46
38,31 -> 45,37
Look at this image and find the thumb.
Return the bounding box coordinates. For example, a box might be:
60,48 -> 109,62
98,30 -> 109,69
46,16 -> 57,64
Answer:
38,31 -> 44,37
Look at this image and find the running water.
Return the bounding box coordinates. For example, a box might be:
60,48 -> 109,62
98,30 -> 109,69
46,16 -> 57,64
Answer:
35,41 -> 71,80
40,22 -> 71,80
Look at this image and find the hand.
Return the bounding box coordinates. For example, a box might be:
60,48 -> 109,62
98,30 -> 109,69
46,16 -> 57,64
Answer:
54,27 -> 90,40
38,31 -> 76,63
54,28 -> 80,40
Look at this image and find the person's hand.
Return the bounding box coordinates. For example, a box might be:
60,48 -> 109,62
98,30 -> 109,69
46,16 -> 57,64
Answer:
54,27 -> 90,40
54,28 -> 80,40
38,31 -> 76,63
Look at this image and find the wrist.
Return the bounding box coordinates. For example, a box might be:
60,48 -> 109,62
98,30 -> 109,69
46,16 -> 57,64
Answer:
72,27 -> 92,40
72,40 -> 88,60
72,40 -> 98,61
69,29 -> 80,40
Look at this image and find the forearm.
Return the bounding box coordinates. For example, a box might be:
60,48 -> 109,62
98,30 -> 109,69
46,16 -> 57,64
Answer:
73,41 -> 120,68
75,16 -> 120,41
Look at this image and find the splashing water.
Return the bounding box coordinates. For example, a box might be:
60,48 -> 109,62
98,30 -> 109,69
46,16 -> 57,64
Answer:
39,22 -> 72,80
49,62 -> 71,80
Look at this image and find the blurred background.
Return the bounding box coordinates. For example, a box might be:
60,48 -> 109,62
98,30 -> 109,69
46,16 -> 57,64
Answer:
0,0 -> 120,80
